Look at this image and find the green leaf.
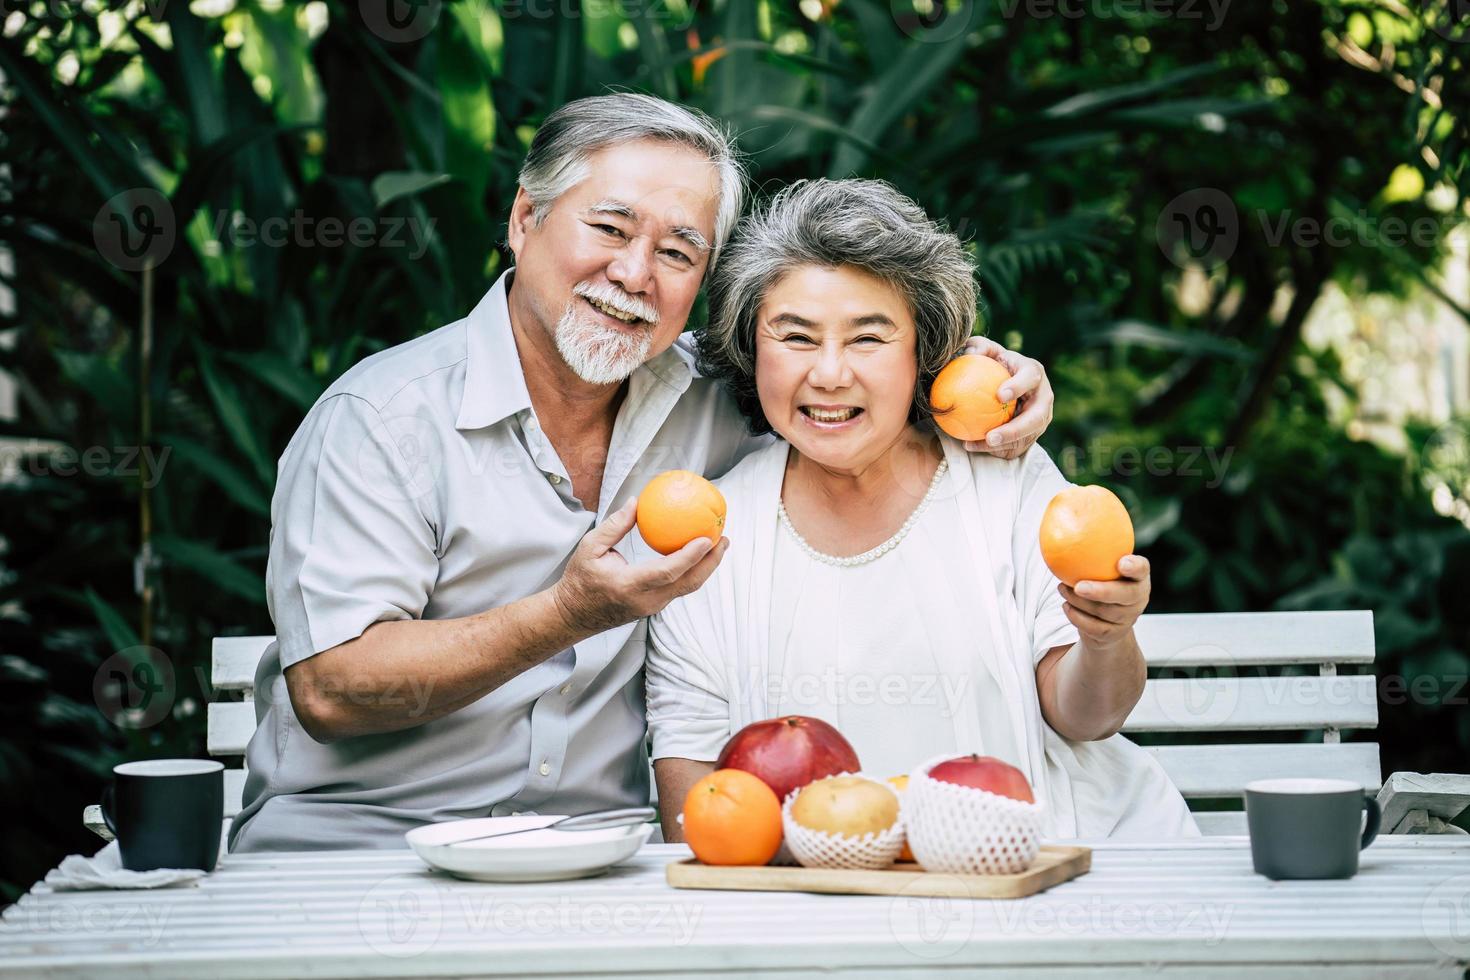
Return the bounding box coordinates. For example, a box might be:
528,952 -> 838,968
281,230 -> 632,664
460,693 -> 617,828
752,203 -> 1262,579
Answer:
220,351 -> 323,411
549,3 -> 585,110
158,432 -> 272,517
828,3 -> 974,176
713,0 -> 760,117
82,587 -> 141,654
1086,321 -> 1253,360
0,44 -> 122,199
152,536 -> 263,604
162,4 -> 226,145
438,16 -> 497,206
371,172 -> 456,210
192,340 -> 276,489
627,6 -> 678,99
1042,65 -> 1222,119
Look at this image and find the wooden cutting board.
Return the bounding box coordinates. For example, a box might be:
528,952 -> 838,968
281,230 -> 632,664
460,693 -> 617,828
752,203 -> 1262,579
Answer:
666,845 -> 1090,899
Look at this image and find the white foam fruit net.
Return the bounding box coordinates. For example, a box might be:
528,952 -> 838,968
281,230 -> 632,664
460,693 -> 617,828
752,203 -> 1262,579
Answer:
905,755 -> 1044,875
780,773 -> 907,871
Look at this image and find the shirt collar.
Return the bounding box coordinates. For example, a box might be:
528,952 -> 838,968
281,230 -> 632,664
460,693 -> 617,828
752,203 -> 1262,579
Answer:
456,269 -> 695,431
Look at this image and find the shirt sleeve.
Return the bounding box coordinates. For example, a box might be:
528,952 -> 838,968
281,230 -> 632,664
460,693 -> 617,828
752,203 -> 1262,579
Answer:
265,394 -> 440,670
1014,446 -> 1081,664
645,595 -> 731,763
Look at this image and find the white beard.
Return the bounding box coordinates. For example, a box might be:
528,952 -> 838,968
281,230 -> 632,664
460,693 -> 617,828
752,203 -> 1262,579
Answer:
554,305 -> 653,385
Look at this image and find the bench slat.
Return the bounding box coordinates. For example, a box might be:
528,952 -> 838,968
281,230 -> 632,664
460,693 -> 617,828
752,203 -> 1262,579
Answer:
1150,742 -> 1382,797
1136,610 -> 1375,667
1191,811 -> 1248,835
213,636 -> 273,691
209,702 -> 255,756
224,768 -> 246,818
206,612 -> 1378,696
1123,675 -> 1378,733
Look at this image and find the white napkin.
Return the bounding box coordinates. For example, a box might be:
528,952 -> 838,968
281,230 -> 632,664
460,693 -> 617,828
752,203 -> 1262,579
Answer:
44,842 -> 207,891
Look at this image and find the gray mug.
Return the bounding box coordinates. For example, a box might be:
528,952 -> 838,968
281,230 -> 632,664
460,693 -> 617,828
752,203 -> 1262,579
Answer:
1244,777 -> 1381,880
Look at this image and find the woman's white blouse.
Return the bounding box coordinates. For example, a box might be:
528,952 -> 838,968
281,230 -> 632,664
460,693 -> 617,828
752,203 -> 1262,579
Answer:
646,436 -> 1200,838
766,486 -> 1071,777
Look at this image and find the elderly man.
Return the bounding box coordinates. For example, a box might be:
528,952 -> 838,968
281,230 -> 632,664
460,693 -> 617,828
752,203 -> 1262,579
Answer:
229,93 -> 1055,852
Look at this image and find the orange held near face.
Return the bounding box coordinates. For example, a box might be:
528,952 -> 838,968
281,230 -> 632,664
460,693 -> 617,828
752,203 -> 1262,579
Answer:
1038,484 -> 1135,587
682,769 -> 783,866
636,470 -> 727,555
929,354 -> 1016,441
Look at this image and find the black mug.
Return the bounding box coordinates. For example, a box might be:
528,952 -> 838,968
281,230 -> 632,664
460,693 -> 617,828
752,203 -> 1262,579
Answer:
1244,777 -> 1381,880
101,759 -> 224,873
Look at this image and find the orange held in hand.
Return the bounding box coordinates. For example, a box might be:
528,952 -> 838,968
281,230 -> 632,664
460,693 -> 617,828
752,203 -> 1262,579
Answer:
1039,485 -> 1135,587
682,769 -> 783,866
636,470 -> 727,555
929,354 -> 1016,441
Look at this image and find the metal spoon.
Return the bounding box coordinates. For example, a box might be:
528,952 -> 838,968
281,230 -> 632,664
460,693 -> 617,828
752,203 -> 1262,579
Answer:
445,807 -> 656,847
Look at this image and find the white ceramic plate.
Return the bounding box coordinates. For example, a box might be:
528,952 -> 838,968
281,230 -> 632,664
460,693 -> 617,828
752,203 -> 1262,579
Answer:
405,816 -> 653,883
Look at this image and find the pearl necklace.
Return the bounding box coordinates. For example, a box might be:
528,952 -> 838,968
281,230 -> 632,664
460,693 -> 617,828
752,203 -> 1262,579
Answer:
777,459 -> 949,567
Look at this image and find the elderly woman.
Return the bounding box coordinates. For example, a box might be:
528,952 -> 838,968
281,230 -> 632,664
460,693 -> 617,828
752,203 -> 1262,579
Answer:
646,179 -> 1196,839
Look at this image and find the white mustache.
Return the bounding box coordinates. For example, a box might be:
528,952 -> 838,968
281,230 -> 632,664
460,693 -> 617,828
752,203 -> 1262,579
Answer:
574,281 -> 659,324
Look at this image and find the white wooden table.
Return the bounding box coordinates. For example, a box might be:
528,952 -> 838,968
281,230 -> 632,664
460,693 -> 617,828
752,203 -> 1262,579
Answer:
3,838 -> 1468,978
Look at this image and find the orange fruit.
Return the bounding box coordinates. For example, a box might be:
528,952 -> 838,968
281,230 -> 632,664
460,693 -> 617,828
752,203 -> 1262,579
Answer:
887,775 -> 916,862
929,354 -> 1016,441
636,469 -> 727,556
1039,485 -> 1135,587
682,768 -> 782,866
790,775 -> 900,837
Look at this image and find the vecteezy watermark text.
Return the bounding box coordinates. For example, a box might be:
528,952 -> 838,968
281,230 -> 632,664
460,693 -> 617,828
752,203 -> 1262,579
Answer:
206,210 -> 436,261
1158,187 -> 1465,269
93,188 -> 438,271
1056,440 -> 1235,488
1,441 -> 171,488
997,0 -> 1231,30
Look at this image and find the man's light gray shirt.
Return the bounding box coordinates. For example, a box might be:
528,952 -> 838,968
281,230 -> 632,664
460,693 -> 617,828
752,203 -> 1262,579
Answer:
230,271 -> 765,852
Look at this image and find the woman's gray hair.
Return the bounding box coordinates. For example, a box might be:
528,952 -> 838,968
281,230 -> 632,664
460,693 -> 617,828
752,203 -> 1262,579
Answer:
518,93 -> 746,271
698,178 -> 978,435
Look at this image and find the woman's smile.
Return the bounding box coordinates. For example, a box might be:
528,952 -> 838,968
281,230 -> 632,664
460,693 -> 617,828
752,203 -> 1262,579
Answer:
798,405 -> 866,429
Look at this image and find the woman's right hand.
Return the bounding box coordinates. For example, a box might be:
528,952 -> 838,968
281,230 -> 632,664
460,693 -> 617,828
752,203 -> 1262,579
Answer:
552,498 -> 729,634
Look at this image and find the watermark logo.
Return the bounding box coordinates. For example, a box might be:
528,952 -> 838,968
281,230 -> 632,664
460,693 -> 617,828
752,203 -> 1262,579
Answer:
891,0 -> 976,43
357,414 -> 446,502
1422,872 -> 1470,959
1422,422 -> 1470,487
358,873 -> 446,958
1422,0 -> 1470,43
888,876 -> 976,958
1148,644 -> 1241,730
360,0 -> 443,43
93,646 -> 176,729
94,188 -> 175,272
1156,188 -> 1239,270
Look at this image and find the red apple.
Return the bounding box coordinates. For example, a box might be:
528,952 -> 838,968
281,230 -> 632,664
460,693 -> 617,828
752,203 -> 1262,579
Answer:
928,754 -> 1035,803
715,716 -> 860,803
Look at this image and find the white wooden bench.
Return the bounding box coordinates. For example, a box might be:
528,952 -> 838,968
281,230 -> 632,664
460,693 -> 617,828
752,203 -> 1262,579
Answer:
85,610 -> 1469,839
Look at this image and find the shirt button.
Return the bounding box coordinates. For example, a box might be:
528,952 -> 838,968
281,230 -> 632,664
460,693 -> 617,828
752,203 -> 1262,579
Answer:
560,684 -> 573,696
539,761 -> 551,777
547,474 -> 563,485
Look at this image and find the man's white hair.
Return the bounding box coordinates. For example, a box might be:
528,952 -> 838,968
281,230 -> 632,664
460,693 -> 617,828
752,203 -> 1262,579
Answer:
517,93 -> 746,273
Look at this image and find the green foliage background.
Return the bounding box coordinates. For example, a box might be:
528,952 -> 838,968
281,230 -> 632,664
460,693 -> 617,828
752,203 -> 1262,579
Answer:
1,0 -> 1468,898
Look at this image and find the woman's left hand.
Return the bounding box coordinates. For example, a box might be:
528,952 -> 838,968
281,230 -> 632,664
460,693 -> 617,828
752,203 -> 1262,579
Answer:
959,335 -> 1053,459
1058,555 -> 1151,650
